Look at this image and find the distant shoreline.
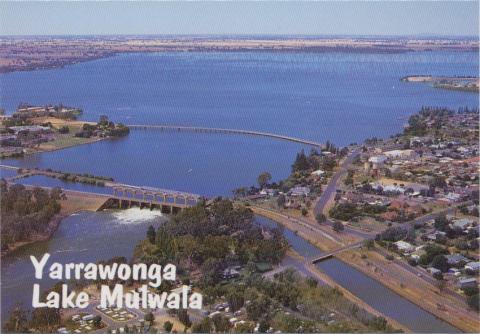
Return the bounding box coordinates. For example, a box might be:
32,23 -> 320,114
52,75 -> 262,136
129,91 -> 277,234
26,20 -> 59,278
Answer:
1,36 -> 478,73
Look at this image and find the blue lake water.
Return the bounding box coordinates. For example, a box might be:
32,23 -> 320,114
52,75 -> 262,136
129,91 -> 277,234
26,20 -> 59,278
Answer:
0,51 -> 476,330
0,51 -> 478,195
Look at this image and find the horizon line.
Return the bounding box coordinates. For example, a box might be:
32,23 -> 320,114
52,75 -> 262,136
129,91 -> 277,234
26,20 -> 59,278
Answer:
0,33 -> 478,39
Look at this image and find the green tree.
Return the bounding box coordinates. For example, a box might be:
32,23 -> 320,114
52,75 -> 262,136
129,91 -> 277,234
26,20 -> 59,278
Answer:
3,305 -> 29,333
363,239 -> 375,250
227,290 -> 245,312
467,294 -> 479,311
147,225 -> 156,244
315,213 -> 326,224
431,255 -> 449,272
292,150 -> 310,172
92,315 -> 102,328
178,309 -> 191,328
257,172 -> 272,189
212,314 -> 231,332
277,194 -> 286,208
144,312 -> 155,323
191,318 -> 212,333
163,321 -> 174,332
332,221 -> 344,233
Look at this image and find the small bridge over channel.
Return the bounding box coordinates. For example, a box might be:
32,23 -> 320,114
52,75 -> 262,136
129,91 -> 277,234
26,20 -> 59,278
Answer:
128,124 -> 325,149
310,241 -> 363,264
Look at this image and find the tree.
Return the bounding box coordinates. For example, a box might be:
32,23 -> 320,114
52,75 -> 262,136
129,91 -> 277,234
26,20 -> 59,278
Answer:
467,294 -> 479,311
212,314 -> 231,332
257,172 -> 272,189
227,290 -> 245,312
177,309 -> 191,328
147,225 -> 156,244
144,312 -> 155,323
292,150 -> 310,172
434,214 -> 449,231
301,207 -> 308,216
163,321 -> 174,332
315,213 -> 326,224
246,296 -> 270,321
431,255 -> 449,272
92,315 -> 102,328
191,318 -> 212,333
3,305 -> 29,333
332,221 -> 344,233
277,194 -> 286,208
363,239 -> 375,250
462,286 -> 479,297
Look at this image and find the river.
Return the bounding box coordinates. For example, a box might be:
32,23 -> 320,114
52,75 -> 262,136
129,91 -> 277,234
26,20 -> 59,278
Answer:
1,211 -> 458,332
255,216 -> 459,333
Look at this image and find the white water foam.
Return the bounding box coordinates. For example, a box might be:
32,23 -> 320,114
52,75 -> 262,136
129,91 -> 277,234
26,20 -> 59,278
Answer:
111,207 -> 164,225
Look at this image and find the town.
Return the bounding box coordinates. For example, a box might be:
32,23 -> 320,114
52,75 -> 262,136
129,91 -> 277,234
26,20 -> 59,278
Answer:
0,104 -> 129,158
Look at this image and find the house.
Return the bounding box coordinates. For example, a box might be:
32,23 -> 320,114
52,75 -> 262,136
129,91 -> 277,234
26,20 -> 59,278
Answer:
222,267 -> 240,279
384,149 -> 417,160
452,218 -> 474,231
394,241 -> 415,254
465,262 -> 480,272
383,185 -> 406,194
457,277 -> 477,289
441,193 -> 461,203
311,169 -> 326,177
289,186 -> 310,197
428,267 -> 442,275
448,268 -> 461,276
259,188 -> 277,196
446,254 -> 469,266
8,125 -> 51,135
82,314 -> 95,321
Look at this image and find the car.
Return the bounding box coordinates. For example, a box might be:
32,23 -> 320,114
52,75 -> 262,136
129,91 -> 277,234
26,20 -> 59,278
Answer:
417,273 -> 422,277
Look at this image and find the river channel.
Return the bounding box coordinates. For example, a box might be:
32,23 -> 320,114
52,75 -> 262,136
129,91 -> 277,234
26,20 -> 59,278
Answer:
1,208 -> 458,332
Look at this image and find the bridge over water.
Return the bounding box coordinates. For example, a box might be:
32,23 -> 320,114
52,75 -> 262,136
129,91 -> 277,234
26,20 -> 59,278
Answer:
128,124 -> 325,149
111,184 -> 202,213
0,164 -> 202,213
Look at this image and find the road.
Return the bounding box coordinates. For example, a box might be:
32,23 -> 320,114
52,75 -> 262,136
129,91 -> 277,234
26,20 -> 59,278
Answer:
314,149 -> 360,216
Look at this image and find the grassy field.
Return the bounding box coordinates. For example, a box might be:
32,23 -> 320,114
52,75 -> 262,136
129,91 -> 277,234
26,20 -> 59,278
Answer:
39,136 -> 100,151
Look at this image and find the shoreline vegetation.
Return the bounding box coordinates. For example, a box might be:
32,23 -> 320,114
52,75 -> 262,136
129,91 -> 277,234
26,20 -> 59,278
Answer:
0,185 -> 107,257
401,75 -> 479,93
0,36 -> 478,73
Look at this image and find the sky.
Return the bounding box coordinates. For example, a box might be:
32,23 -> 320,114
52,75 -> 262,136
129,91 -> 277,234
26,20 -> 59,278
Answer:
0,1 -> 478,37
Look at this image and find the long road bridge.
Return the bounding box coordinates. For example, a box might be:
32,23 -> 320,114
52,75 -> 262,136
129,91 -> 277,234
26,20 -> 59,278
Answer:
127,124 -> 325,149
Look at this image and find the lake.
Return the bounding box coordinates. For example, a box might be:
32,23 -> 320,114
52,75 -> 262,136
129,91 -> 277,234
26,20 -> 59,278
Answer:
1,51 -> 478,195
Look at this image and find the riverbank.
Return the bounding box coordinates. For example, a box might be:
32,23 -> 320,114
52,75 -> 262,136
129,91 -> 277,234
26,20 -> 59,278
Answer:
252,208 -> 473,333
1,191 -> 107,258
337,248 -> 480,333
